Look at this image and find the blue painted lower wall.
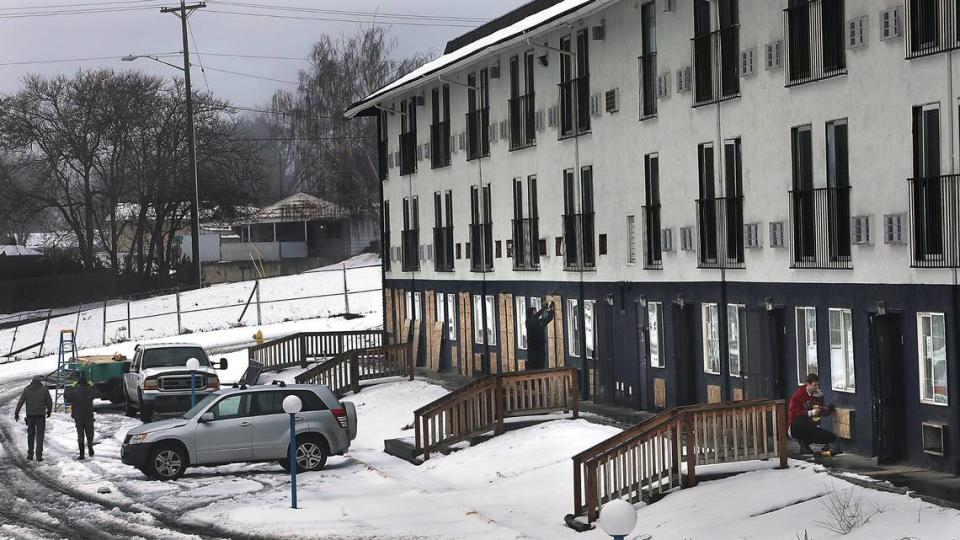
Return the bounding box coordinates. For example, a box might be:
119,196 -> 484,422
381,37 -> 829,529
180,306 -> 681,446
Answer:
385,275 -> 960,475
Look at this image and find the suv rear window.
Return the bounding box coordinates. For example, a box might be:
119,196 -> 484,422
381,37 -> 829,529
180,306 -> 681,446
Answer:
141,347 -> 209,369
250,390 -> 326,416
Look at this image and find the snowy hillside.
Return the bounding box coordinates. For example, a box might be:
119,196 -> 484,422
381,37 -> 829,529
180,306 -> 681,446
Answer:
0,256 -> 382,363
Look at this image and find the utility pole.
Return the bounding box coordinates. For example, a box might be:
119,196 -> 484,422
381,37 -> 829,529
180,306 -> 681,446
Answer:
161,1 -> 206,287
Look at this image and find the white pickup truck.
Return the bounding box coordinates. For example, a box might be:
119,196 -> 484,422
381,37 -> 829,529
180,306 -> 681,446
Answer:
122,343 -> 228,422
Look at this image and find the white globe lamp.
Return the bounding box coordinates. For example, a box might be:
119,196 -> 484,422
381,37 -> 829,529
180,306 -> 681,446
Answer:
185,357 -> 200,371
282,394 -> 303,414
599,499 -> 637,540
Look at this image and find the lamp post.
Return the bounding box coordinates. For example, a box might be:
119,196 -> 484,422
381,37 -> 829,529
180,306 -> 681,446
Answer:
599,499 -> 638,540
185,357 -> 200,407
282,394 -> 302,510
122,52 -> 202,287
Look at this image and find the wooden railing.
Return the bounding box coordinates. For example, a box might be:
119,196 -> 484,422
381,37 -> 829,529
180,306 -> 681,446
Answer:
249,330 -> 383,371
294,343 -> 414,398
414,367 -> 578,460
573,398 -> 786,522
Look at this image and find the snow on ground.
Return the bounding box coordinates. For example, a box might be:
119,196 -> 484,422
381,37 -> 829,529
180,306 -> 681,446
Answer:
0,261 -> 382,363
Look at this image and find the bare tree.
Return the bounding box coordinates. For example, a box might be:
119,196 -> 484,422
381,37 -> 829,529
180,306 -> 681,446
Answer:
0,69 -> 265,286
268,27 -> 430,213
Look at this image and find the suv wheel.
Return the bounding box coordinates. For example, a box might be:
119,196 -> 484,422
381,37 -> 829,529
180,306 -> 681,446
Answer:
123,384 -> 137,418
147,444 -> 187,481
278,435 -> 328,473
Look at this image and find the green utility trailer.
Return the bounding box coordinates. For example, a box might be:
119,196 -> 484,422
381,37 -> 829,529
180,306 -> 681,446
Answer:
46,354 -> 127,404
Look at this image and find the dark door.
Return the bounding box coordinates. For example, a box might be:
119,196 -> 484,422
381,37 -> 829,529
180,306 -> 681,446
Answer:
594,301 -> 616,405
870,313 -> 906,464
673,302 -> 698,406
743,307 -> 786,399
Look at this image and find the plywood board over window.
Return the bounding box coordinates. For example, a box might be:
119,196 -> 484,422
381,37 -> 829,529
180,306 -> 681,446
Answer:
707,384 -> 722,404
497,293 -> 518,373
546,294 -> 565,368
425,290 -> 436,369
654,378 -> 667,408
459,292 -> 474,377
384,289 -> 394,338
833,408 -> 853,439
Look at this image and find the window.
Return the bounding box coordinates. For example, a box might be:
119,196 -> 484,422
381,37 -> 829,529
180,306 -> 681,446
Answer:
252,390 -> 325,415
911,103 -> 946,265
516,296 -> 528,350
639,1 -> 658,119
626,215 -> 637,264
918,312 -> 948,405
402,197 -> 420,272
430,84 -> 451,168
702,303 -> 720,374
470,185 -> 494,272
785,0 -> 847,86
567,299 -> 580,357
413,292 -> 422,321
906,0 -> 957,57
559,30 -> 590,136
473,295 -> 484,343
509,51 -> 536,149
584,300 -> 596,360
562,166 -> 596,270
445,294 -> 457,340
513,175 -> 540,270
723,137 -> 745,264
399,98 -> 418,175
467,69 -> 490,160
796,307 -> 818,384
697,142 -> 718,264
485,295 -> 496,346
692,0 -> 739,106
648,302 -> 664,368
728,304 -> 744,377
211,394 -> 250,421
825,118 -> 852,260
433,191 -> 454,272
405,291 -> 413,320
377,111 -> 389,181
644,154 -> 662,268
829,307 -> 855,392
790,124 -> 816,264
436,292 -> 445,325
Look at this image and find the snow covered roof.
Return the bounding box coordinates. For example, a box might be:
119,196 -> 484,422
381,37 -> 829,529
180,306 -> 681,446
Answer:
344,0 -> 599,118
0,245 -> 42,256
244,192 -> 349,224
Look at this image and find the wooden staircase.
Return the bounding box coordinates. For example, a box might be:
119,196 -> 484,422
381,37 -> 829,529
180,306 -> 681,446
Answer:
572,398 -> 787,522
249,330 -> 413,397
413,367 -> 580,460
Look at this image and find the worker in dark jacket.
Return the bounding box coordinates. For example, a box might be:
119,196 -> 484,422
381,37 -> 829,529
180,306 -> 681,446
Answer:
525,301 -> 555,371
14,375 -> 53,461
64,373 -> 99,460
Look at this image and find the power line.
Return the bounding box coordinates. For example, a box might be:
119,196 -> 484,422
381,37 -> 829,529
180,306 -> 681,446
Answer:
0,53 -> 179,66
0,6 -> 158,19
200,65 -> 299,85
207,0 -> 489,23
232,136 -> 371,142
0,0 -> 159,11
226,105 -> 344,120
201,9 -> 479,28
187,20 -> 211,92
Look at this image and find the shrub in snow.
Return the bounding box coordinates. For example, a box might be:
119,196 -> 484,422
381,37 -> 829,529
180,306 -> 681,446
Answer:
816,486 -> 883,535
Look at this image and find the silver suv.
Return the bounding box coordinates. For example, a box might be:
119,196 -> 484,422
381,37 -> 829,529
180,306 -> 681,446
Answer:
121,383 -> 357,480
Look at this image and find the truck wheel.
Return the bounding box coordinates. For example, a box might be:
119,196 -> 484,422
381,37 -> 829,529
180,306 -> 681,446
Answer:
278,435 -> 328,473
123,385 -> 137,418
140,403 -> 154,423
147,443 -> 187,481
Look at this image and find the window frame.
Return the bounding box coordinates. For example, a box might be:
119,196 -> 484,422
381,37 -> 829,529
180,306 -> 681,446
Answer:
584,300 -> 596,360
567,298 -> 581,358
918,311 -> 949,406
828,307 -> 856,393
516,296 -> 529,350
795,306 -> 819,385
648,301 -> 664,368
727,304 -> 744,377
702,302 -> 721,374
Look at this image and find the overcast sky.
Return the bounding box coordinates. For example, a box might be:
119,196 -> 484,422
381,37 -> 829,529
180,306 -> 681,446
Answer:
0,0 -> 522,107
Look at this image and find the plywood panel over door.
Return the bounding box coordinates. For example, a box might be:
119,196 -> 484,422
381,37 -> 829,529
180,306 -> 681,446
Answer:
384,289 -> 394,340
425,290 -> 436,370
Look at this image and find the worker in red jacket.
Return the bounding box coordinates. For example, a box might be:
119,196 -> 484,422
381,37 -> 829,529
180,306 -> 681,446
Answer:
788,373 -> 838,455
